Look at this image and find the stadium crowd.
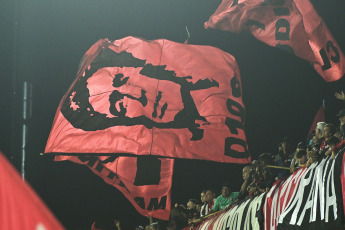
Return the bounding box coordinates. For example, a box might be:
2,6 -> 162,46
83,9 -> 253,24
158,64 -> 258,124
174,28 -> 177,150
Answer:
92,92 -> 345,230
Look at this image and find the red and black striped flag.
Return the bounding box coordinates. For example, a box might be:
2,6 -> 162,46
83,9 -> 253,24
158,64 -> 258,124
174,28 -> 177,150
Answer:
205,0 -> 345,82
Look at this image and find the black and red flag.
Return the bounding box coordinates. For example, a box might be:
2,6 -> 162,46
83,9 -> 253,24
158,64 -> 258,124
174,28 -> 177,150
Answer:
55,155 -> 173,220
205,0 -> 345,82
45,37 -> 250,163
44,37 -> 250,219
0,152 -> 64,230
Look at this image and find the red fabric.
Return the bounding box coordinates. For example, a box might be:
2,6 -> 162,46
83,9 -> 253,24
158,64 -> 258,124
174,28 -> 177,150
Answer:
208,199 -> 215,211
199,210 -> 227,229
45,37 -> 250,164
55,155 -> 173,220
0,152 -> 64,230
263,167 -> 308,230
205,0 -> 345,82
91,222 -> 101,230
332,140 -> 345,152
308,105 -> 325,136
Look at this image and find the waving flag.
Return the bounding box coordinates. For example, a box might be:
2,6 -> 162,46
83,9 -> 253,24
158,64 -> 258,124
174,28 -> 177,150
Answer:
45,37 -> 250,164
55,155 -> 173,220
205,0 -> 345,82
0,152 -> 64,230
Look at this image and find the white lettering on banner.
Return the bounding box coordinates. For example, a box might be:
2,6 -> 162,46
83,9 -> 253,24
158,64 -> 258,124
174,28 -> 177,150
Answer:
244,193 -> 265,230
267,168 -> 307,229
217,207 -> 232,230
222,204 -> 238,230
311,158 -> 328,222
203,217 -> 214,229
279,168 -> 307,211
228,205 -> 241,229
212,212 -> 227,229
199,213 -> 217,230
296,158 -> 327,225
277,156 -> 338,227
325,160 -> 337,222
277,163 -> 317,224
197,194 -> 264,230
224,201 -> 243,229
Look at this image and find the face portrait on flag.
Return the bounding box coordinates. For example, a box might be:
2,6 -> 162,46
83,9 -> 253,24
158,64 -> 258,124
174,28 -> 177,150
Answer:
78,62 -> 220,141
45,37 -> 251,164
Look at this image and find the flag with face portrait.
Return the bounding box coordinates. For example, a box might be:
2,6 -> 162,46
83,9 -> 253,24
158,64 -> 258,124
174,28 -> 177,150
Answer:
44,37 -> 250,164
205,0 -> 345,82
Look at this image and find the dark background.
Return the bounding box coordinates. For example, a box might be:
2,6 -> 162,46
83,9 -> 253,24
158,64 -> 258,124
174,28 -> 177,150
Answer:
1,0 -> 345,229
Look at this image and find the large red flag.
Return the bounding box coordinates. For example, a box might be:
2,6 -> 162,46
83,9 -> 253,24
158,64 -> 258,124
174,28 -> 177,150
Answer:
0,152 -> 64,230
55,155 -> 173,220
205,0 -> 345,82
45,37 -> 250,164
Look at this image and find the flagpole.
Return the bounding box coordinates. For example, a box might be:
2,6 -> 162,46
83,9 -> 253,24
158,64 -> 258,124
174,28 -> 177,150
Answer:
266,165 -> 290,170
184,26 -> 191,44
11,0 -> 19,166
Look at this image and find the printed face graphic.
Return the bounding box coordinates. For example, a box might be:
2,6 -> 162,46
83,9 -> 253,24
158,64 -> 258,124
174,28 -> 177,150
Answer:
63,48 -> 219,141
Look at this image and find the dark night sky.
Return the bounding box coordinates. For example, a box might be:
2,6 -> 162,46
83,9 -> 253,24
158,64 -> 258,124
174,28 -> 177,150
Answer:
1,0 -> 345,229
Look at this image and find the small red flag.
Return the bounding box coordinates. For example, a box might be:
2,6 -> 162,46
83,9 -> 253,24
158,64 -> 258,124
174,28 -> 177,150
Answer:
45,37 -> 250,164
0,152 -> 64,230
205,0 -> 345,82
55,155 -> 173,220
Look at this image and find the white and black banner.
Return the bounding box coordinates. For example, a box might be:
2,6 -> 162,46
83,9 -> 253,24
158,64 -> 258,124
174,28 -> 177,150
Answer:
276,154 -> 344,230
194,193 -> 265,230
189,150 -> 345,230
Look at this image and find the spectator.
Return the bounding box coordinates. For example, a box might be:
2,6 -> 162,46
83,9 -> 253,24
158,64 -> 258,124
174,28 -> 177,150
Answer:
315,122 -> 326,145
334,128 -> 342,140
199,190 -> 208,217
186,199 -> 197,210
290,142 -> 306,172
170,206 -> 188,229
114,220 -> 121,230
258,153 -> 276,190
320,124 -> 336,150
335,91 -> 345,101
238,166 -> 253,200
212,182 -> 239,211
331,138 -> 345,159
275,137 -> 293,179
150,222 -> 160,230
336,109 -> 345,140
186,199 -> 199,221
311,135 -> 318,146
306,145 -> 320,167
247,163 -> 265,197
290,150 -> 307,172
205,189 -> 217,211
195,203 -> 201,213
296,141 -> 306,151
324,136 -> 340,158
